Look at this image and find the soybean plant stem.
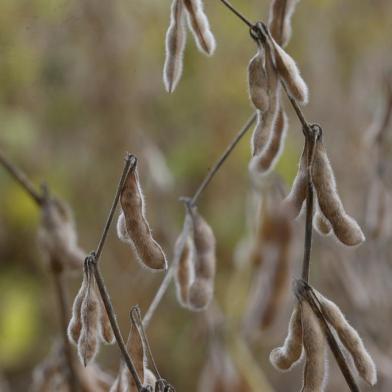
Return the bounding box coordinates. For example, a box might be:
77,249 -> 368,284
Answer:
143,114 -> 256,328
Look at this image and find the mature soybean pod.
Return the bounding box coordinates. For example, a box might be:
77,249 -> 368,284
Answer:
312,138 -> 365,246
163,0 -> 187,93
119,166 -> 167,270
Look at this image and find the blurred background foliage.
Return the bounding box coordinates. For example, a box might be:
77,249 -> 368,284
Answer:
0,0 -> 391,390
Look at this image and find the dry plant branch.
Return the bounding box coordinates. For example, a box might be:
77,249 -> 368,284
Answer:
142,113 -> 257,328
0,150 -> 79,392
85,153 -> 145,391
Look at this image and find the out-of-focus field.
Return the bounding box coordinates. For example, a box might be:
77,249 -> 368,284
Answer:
0,0 -> 392,391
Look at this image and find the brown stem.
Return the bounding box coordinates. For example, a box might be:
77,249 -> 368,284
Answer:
190,112 -> 257,206
295,280 -> 360,392
0,149 -> 44,205
51,262 -> 79,392
301,126 -> 319,282
95,153 -> 137,262
217,0 -> 253,27
90,259 -> 143,391
142,113 -> 256,328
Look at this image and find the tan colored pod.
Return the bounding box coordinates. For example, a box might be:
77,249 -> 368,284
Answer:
68,271 -> 88,346
281,141 -> 307,219
270,37 -> 308,105
188,209 -> 216,311
163,0 -> 187,93
313,203 -> 332,236
316,292 -> 377,386
312,138 -> 365,246
143,368 -> 157,389
78,279 -> 101,366
248,50 -> 270,112
249,107 -> 288,178
250,110 -> 270,157
119,166 -> 167,270
268,0 -> 300,47
174,235 -> 194,307
270,303 -> 303,371
126,321 -> 146,390
183,0 -> 216,55
301,301 -> 328,392
96,291 -> 115,345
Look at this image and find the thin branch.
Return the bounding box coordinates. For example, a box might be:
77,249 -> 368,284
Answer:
90,257 -> 143,391
143,215 -> 191,329
51,262 -> 80,392
295,280 -> 360,392
301,125 -> 319,282
217,0 -> 253,27
142,113 -> 256,328
191,112 -> 257,206
0,149 -> 44,205
95,153 -> 137,262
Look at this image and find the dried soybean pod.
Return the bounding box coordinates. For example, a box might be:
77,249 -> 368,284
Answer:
313,205 -> 332,236
281,141 -> 307,219
183,0 -> 216,55
250,111 -> 270,156
67,267 -> 88,345
301,301 -> 328,392
119,164 -> 167,271
125,322 -> 146,390
269,36 -> 308,105
249,108 -> 288,177
188,209 -> 216,311
270,303 -> 303,371
174,235 -> 194,307
78,272 -> 100,366
268,0 -> 300,47
312,138 -> 365,246
163,0 -> 187,93
316,292 -> 377,386
96,291 -> 115,345
248,49 -> 270,112
143,369 -> 157,388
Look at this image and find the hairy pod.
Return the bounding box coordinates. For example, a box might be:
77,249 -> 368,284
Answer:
312,138 -> 365,246
174,235 -> 194,307
125,322 -> 146,389
78,278 -> 101,366
96,291 -> 115,345
270,37 -> 308,105
301,300 -> 328,392
249,107 -> 288,178
250,111 -> 270,157
281,141 -> 307,219
188,209 -> 216,311
248,49 -> 270,112
163,0 -> 187,93
316,292 -> 377,386
67,271 -> 88,346
143,369 -> 157,389
119,166 -> 167,270
313,203 -> 332,236
183,0 -> 216,55
250,42 -> 280,159
268,0 -> 300,47
270,303 -> 303,370
38,198 -> 85,271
